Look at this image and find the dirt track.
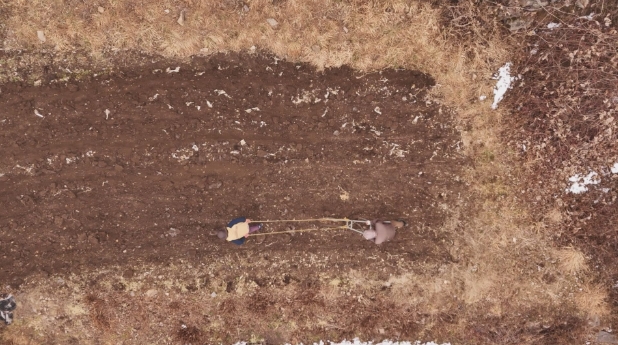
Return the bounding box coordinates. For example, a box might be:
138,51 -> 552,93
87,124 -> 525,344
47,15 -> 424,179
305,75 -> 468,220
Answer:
0,52 -> 466,289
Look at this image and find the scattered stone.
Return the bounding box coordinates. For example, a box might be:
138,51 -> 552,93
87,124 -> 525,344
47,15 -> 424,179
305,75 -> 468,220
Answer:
0,294 -> 17,325
37,30 -> 46,43
54,216 -> 63,227
597,331 -> 618,344
88,234 -> 99,245
505,17 -> 533,33
210,292 -> 217,298
576,0 -> 589,9
519,0 -> 549,12
208,182 -> 222,189
145,289 -> 158,298
177,10 -> 186,26
266,18 -> 279,29
168,228 -> 179,237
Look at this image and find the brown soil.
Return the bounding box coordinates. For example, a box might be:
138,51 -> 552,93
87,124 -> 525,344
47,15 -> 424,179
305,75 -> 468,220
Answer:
0,52 -> 466,290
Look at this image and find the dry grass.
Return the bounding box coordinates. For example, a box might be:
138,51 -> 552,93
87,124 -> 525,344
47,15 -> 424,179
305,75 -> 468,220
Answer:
575,285 -> 610,318
0,0 -> 605,344
555,247 -> 589,275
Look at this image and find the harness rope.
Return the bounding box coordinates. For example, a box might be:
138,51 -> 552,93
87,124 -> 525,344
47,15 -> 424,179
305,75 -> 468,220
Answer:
246,218 -> 369,236
248,218 -> 351,223
248,226 -> 350,236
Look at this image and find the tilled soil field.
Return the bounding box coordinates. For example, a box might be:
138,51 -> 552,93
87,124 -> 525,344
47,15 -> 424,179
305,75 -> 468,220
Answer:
0,52 -> 468,343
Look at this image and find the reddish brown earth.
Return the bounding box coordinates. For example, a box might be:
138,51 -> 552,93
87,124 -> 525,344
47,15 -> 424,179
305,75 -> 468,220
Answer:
0,52 -> 466,291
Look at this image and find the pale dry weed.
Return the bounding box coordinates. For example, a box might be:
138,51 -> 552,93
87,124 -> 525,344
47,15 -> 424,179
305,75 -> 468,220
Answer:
575,284 -> 610,318
556,246 -> 589,275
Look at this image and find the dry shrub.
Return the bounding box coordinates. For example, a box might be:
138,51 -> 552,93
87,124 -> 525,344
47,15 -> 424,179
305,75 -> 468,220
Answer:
85,294 -> 111,330
176,325 -> 204,343
555,247 -> 588,275
575,284 -> 610,318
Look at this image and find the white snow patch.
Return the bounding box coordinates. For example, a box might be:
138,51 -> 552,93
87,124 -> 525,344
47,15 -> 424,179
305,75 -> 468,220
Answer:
245,107 -> 260,113
206,100 -> 213,108
547,22 -> 561,29
240,140 -> 247,146
374,107 -> 382,115
479,95 -> 487,101
166,67 -> 180,73
65,157 -> 77,164
85,150 -> 95,157
611,162 -> 618,174
566,172 -> 600,194
192,144 -> 199,152
491,62 -> 516,110
105,109 -> 110,120
34,109 -> 44,118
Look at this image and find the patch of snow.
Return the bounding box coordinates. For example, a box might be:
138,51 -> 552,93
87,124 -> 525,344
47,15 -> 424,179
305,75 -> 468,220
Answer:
491,62 -> 516,110
374,107 -> 382,115
192,145 -> 199,152
166,67 -> 180,73
149,93 -> 159,101
547,22 -> 561,29
259,121 -> 267,128
611,162 -> 618,174
240,140 -> 247,146
105,109 -> 110,120
245,107 -> 260,113
65,157 -> 77,164
34,109 -> 44,118
479,95 -> 487,101
566,172 -> 600,194
206,100 -> 213,108
85,150 -> 95,157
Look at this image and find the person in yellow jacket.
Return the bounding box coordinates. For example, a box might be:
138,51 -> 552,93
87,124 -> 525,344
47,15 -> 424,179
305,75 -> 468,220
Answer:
217,217 -> 262,245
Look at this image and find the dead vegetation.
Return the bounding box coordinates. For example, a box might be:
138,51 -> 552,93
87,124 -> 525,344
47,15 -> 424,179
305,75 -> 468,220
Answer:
0,0 -> 613,344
